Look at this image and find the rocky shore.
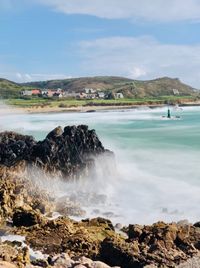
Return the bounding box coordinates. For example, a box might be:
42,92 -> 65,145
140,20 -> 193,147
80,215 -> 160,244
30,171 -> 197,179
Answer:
0,126 -> 200,267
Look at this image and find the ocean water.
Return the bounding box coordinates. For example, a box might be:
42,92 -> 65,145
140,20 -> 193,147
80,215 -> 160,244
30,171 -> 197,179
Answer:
1,105 -> 200,225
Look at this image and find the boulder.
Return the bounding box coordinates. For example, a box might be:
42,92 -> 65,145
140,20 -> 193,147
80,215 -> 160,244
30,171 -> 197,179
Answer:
0,125 -> 113,180
0,261 -> 17,268
0,131 -> 35,167
12,208 -> 41,227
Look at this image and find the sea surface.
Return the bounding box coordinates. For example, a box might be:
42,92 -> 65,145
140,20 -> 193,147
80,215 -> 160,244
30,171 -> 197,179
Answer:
1,105 -> 200,225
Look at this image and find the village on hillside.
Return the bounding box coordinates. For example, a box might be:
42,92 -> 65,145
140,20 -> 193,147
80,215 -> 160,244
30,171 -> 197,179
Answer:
21,88 -> 124,100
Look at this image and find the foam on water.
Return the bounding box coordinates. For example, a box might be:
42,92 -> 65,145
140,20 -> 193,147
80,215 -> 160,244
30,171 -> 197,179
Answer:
1,103 -> 200,225
0,234 -> 48,260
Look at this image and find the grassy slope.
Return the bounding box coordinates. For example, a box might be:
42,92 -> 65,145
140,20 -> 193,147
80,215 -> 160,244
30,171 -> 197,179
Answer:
7,95 -> 196,109
23,76 -> 197,98
0,78 -> 32,98
1,76 -> 199,107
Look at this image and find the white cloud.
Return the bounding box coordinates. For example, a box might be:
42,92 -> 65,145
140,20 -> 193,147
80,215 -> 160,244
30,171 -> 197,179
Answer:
29,73 -> 73,81
36,0 -> 200,22
0,72 -> 72,83
129,67 -> 147,79
16,72 -> 23,80
78,36 -> 200,88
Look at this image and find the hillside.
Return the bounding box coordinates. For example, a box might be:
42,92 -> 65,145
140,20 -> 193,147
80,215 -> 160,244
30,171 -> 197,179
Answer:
0,76 -> 197,98
0,78 -> 33,98
23,76 -> 197,98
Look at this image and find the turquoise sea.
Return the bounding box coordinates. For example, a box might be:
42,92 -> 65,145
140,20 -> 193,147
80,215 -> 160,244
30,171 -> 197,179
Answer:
1,105 -> 200,224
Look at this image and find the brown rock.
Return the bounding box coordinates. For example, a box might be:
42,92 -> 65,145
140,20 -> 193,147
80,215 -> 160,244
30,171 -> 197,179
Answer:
0,261 -> 17,268
12,208 -> 42,227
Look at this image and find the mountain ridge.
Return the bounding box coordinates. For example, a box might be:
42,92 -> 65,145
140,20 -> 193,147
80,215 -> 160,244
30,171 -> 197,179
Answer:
0,76 -> 197,98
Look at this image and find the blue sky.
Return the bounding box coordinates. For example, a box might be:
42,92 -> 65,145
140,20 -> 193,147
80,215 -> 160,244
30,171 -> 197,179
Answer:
1,0 -> 200,88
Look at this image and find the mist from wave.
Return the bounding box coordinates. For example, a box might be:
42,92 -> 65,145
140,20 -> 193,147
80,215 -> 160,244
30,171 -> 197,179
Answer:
1,104 -> 200,225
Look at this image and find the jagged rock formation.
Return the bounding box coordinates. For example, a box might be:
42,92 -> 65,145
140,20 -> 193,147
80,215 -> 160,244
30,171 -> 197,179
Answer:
1,126 -> 200,267
100,222 -> 200,268
0,164 -> 52,222
0,132 -> 35,166
0,125 -> 113,179
9,216 -> 200,268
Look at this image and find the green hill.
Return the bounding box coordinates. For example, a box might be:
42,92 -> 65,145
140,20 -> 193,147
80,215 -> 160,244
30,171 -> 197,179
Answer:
0,78 -> 34,98
0,76 -> 198,99
23,76 -> 197,98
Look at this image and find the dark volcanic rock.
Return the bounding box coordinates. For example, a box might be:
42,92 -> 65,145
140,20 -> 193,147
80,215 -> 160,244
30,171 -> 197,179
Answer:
100,237 -> 143,268
24,217 -> 117,257
99,221 -> 200,268
0,132 -> 36,167
0,125 -> 113,179
12,208 -> 42,227
3,126 -> 200,268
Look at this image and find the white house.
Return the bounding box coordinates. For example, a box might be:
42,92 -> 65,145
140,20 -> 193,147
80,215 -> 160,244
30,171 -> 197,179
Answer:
172,89 -> 179,95
115,92 -> 124,99
98,92 -> 105,99
41,90 -> 48,96
63,92 -> 79,98
84,88 -> 96,94
21,90 -> 32,96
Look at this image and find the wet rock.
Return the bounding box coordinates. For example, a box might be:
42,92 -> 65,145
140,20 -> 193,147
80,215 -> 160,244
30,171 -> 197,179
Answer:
73,256 -> 93,266
31,125 -> 112,179
128,224 -> 143,240
31,259 -> 49,267
2,127 -> 200,268
0,125 -> 113,180
0,166 -> 53,222
194,222 -> 200,228
0,132 -> 36,167
0,261 -> 17,268
49,254 -> 118,268
22,216 -> 118,259
177,220 -> 190,226
46,126 -> 63,140
100,237 -> 142,268
56,197 -> 86,217
98,221 -> 200,268
0,242 -> 31,267
93,261 -> 112,268
114,223 -> 122,230
85,217 -> 115,231
12,208 -> 42,227
49,253 -> 75,266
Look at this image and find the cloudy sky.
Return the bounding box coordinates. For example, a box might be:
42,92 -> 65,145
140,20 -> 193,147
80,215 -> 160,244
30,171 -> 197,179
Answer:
1,0 -> 200,87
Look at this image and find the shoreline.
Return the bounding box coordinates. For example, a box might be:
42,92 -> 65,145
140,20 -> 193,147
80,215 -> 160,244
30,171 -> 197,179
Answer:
0,124 -> 200,267
12,101 -> 200,114
14,104 -> 163,114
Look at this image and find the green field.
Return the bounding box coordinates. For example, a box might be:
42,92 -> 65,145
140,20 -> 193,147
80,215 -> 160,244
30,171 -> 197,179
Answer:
6,95 -> 196,108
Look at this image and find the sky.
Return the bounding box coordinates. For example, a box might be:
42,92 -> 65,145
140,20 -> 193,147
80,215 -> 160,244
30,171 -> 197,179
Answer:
1,0 -> 200,88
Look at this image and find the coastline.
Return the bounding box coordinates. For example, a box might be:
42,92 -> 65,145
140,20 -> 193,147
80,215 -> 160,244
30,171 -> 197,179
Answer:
12,101 -> 200,114
14,104 -> 162,114
0,122 -> 200,267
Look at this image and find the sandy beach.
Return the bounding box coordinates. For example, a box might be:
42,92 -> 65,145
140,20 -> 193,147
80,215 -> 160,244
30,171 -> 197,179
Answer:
11,100 -> 200,114
11,102 -> 170,114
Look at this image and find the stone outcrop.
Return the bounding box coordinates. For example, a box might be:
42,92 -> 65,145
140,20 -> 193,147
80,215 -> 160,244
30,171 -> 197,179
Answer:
0,125 -> 113,179
0,132 -> 35,167
99,222 -> 200,268
12,208 -> 42,227
1,126 -> 200,267
8,215 -> 200,268
0,165 -> 52,222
